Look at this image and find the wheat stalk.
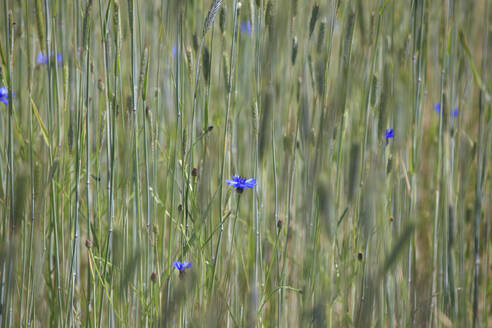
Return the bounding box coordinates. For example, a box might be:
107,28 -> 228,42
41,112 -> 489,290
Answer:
203,0 -> 223,35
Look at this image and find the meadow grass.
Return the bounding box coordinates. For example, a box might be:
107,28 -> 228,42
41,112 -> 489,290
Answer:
0,0 -> 491,327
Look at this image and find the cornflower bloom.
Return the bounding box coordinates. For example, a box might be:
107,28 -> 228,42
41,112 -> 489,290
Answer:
451,108 -> 459,117
36,51 -> 62,65
173,261 -> 192,273
241,21 -> 251,35
0,86 -> 10,106
226,175 -> 256,193
433,102 -> 441,114
434,102 -> 459,118
385,128 -> 394,139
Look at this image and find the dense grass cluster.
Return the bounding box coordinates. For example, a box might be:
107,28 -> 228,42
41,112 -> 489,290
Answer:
0,0 -> 491,326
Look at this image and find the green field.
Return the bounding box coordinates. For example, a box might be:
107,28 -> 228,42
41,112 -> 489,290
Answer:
0,0 -> 491,326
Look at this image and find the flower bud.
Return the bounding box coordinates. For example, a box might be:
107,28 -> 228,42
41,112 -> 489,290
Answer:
150,272 -> 157,283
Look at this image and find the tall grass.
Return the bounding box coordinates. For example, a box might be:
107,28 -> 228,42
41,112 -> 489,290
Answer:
0,0 -> 491,326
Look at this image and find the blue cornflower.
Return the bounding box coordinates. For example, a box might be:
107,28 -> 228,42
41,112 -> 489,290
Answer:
451,108 -> 459,117
0,86 -> 10,106
226,175 -> 256,193
173,261 -> 192,273
241,21 -> 251,35
385,128 -> 394,139
36,52 -> 49,65
36,51 -> 62,65
434,102 -> 459,118
433,102 -> 441,114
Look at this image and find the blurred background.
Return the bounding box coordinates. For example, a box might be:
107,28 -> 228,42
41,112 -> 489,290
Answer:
0,0 -> 491,326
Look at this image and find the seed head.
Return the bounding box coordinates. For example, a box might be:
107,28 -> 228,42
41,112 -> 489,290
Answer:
291,37 -> 298,65
203,0 -> 223,35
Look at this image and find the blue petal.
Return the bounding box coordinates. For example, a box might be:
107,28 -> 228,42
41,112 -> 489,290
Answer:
183,262 -> 192,269
244,178 -> 256,188
226,179 -> 239,187
0,97 -> 8,105
36,52 -> 47,65
241,21 -> 252,35
0,86 -> 7,97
